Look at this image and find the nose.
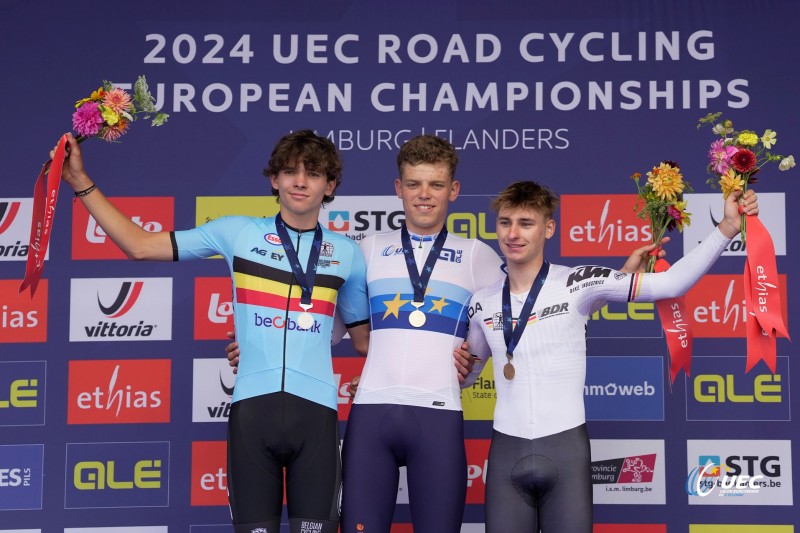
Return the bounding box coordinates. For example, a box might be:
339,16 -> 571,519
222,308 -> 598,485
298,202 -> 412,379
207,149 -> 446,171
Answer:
293,171 -> 309,188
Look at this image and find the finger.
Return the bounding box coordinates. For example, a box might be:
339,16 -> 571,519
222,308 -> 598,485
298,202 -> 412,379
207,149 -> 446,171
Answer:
226,330 -> 235,340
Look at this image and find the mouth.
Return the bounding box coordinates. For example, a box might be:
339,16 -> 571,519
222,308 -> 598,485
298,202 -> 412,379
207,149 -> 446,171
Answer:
414,204 -> 435,212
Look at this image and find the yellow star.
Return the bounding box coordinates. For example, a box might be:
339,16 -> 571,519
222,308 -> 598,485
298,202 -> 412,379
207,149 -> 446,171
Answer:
429,296 -> 449,314
382,292 -> 411,320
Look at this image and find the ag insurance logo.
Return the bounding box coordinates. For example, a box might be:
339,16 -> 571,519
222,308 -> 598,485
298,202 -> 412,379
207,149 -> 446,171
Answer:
192,359 -> 235,423
0,361 -> 46,427
194,277 -> 233,340
0,199 -> 45,261
72,197 -> 174,259
0,279 -> 47,343
0,444 -> 44,510
65,441 -> 170,509
68,359 -> 171,424
69,278 -> 172,342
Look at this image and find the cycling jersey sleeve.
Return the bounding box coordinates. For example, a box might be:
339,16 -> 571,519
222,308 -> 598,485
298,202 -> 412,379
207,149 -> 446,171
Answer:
335,238 -> 369,328
462,290 -> 495,389
471,240 -> 506,291
574,226 -> 731,315
172,216 -> 250,263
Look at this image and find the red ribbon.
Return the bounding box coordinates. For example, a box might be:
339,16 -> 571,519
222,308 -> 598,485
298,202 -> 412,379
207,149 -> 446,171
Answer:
653,257 -> 693,383
19,134 -> 67,297
742,215 -> 790,373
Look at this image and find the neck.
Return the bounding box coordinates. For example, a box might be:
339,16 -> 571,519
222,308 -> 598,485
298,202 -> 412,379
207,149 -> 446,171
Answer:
404,221 -> 444,236
279,209 -> 320,232
506,256 -> 545,293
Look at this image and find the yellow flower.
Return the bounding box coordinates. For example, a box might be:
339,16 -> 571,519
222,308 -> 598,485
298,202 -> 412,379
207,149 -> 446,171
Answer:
719,169 -> 745,199
74,88 -> 105,108
101,107 -> 120,126
737,132 -> 759,146
761,129 -> 777,149
646,163 -> 684,201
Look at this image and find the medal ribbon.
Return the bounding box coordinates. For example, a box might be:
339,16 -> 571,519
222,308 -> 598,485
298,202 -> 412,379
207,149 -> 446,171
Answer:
19,134 -> 68,297
400,222 -> 448,304
502,262 -> 550,358
274,213 -> 323,308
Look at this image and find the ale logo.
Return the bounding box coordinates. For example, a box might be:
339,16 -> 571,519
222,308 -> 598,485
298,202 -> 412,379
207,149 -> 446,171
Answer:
65,441 -> 170,509
0,361 -> 46,427
69,278 -> 172,342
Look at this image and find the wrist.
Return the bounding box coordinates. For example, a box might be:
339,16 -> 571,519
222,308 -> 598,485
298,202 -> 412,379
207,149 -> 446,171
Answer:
720,217 -> 740,238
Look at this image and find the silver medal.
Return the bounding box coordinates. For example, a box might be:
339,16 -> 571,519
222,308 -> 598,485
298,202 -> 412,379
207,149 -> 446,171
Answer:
298,303 -> 314,329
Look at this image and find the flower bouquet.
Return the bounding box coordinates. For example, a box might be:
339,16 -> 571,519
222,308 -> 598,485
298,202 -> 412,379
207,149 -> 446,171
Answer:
698,112 -> 794,246
697,112 -> 792,373
20,76 -> 168,297
631,161 -> 692,273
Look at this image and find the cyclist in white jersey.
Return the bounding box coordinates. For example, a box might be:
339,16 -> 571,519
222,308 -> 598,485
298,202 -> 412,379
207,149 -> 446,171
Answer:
463,181 -> 759,532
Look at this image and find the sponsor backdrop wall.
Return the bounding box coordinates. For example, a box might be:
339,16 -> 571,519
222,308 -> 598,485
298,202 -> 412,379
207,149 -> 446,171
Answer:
1,1 -> 797,531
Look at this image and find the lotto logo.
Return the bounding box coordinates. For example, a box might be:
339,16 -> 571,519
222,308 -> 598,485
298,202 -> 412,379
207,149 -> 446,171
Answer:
72,197 -> 173,260
333,357 -> 367,421
465,439 -> 491,504
194,277 -> 234,340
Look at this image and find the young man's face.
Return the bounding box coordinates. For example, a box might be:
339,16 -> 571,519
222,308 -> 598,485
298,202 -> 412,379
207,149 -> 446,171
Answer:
496,205 -> 555,266
395,162 -> 460,234
270,161 -> 335,225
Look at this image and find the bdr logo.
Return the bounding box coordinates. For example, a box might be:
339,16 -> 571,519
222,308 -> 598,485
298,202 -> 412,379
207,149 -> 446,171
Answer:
65,441 -> 170,509
0,361 -> 46,427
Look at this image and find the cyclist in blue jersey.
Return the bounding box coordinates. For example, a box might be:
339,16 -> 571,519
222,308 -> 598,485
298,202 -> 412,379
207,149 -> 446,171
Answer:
54,130 -> 371,533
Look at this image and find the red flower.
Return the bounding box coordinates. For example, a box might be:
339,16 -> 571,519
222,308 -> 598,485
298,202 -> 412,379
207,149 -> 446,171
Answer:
731,149 -> 757,173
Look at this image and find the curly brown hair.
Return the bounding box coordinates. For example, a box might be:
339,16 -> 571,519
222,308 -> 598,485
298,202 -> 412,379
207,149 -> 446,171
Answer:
263,130 -> 342,206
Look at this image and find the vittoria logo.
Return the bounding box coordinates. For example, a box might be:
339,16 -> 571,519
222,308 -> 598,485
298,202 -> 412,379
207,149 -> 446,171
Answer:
0,199 -> 42,262
192,359 -> 235,423
69,278 -> 172,342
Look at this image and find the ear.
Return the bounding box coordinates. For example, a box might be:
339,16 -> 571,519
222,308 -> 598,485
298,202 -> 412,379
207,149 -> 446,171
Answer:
449,179 -> 461,202
325,178 -> 337,197
269,174 -> 279,190
394,178 -> 403,198
545,218 -> 556,239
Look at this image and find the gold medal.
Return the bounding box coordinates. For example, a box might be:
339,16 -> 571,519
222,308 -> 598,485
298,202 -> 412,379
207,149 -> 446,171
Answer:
409,301 -> 426,328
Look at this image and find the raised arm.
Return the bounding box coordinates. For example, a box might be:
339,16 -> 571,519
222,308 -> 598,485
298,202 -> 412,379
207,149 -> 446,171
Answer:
54,133 -> 173,261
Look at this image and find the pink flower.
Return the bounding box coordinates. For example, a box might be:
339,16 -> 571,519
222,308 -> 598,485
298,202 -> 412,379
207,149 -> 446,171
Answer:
731,148 -> 757,174
102,88 -> 133,114
708,139 -> 738,175
72,102 -> 104,137
99,119 -> 129,142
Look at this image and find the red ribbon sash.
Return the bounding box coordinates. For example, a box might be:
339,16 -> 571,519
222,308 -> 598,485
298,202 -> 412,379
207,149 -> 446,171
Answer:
19,134 -> 67,297
743,215 -> 790,373
653,258 -> 693,383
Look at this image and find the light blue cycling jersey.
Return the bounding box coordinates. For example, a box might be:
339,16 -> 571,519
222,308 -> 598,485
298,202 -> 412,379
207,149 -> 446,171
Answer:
172,215 -> 369,410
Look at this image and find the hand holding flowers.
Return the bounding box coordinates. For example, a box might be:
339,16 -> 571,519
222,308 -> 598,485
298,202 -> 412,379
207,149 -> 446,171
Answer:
631,161 -> 692,273
698,112 -> 794,245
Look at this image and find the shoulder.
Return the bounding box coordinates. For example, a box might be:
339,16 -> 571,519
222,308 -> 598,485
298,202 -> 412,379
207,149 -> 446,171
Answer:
320,228 -> 362,255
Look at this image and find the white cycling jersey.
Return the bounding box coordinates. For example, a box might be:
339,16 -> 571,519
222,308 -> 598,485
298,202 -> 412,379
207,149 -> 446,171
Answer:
465,227 -> 731,439
354,228 -> 505,411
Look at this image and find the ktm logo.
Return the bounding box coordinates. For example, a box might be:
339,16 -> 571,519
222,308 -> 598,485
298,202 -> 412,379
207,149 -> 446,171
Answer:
0,201 -> 21,234
98,281 -> 144,318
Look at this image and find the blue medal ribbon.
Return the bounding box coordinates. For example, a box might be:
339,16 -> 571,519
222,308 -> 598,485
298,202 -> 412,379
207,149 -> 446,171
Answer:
502,261 -> 550,359
400,222 -> 449,305
274,213 -> 323,307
